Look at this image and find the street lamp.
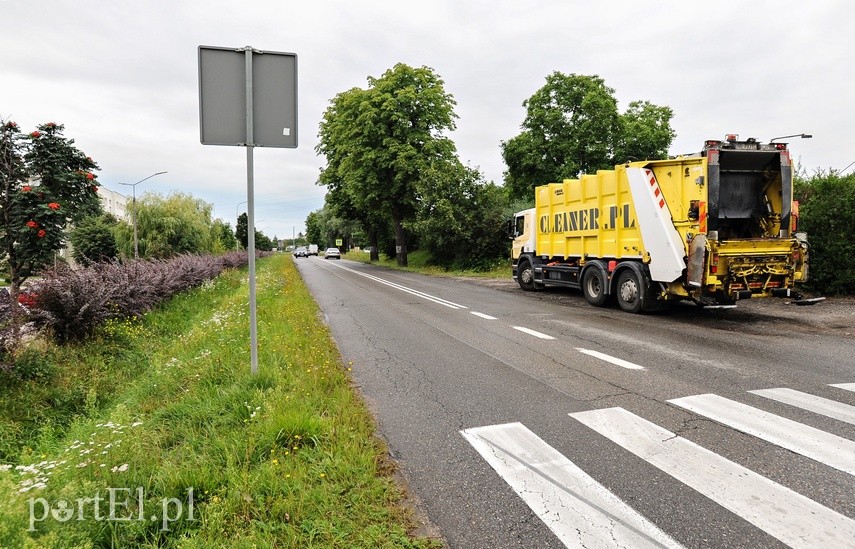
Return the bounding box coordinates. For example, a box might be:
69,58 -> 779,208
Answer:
770,133 -> 812,143
119,171 -> 167,259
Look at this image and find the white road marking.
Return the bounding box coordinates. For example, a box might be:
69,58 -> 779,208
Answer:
461,422 -> 682,548
328,262 -> 467,309
830,382 -> 855,393
470,312 -> 497,320
570,407 -> 855,548
668,394 -> 855,475
575,348 -> 645,370
749,387 -> 855,426
512,326 -> 555,340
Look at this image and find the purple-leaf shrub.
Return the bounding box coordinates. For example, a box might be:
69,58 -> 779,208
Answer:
30,252 -> 253,342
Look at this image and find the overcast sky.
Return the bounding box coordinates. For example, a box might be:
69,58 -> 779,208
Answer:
3,1 -> 852,241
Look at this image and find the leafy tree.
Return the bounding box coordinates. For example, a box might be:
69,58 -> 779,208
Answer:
414,164 -> 510,270
234,212 -> 274,251
115,192 -> 214,258
794,171 -> 855,294
254,230 -> 273,251
69,214 -> 119,265
0,120 -> 101,302
305,209 -> 323,247
614,100 -> 676,163
211,218 -> 237,252
236,212 -> 248,250
317,63 -> 459,266
502,73 -> 675,200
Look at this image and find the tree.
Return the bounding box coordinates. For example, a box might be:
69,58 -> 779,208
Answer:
69,214 -> 119,265
254,230 -> 273,251
236,212 -> 248,250
305,209 -> 323,247
211,219 -> 237,252
115,192 -> 215,258
234,212 -> 273,251
614,100 -> 676,163
502,73 -> 675,200
317,63 -> 459,266
0,120 -> 101,301
414,164 -> 510,270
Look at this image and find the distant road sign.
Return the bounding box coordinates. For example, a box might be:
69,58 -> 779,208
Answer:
198,45 -> 297,148
336,239 -> 343,247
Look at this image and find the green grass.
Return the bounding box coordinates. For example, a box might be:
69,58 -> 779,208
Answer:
342,249 -> 510,279
0,254 -> 440,548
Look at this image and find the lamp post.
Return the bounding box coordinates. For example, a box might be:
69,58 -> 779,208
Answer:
770,133 -> 812,143
119,171 -> 167,259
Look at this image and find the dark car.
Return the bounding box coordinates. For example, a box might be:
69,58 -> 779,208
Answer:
324,247 -> 341,260
293,246 -> 308,258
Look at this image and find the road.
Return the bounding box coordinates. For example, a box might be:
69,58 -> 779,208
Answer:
295,256 -> 855,548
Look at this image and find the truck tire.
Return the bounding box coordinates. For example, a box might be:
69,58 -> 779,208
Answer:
582,267 -> 609,307
517,259 -> 537,291
616,269 -> 646,313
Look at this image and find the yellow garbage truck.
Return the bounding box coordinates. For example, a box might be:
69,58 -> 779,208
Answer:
510,135 -> 819,312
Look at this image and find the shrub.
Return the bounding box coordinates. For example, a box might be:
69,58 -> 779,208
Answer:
69,214 -> 119,266
30,252 -> 255,342
794,171 -> 855,294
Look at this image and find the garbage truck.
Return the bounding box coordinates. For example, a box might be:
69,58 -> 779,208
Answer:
510,135 -> 820,312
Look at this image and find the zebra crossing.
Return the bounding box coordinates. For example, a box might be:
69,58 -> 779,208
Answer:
461,383 -> 855,548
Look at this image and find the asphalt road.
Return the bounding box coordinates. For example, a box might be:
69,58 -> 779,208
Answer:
295,256 -> 855,549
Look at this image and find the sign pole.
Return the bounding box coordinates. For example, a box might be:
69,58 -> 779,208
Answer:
244,46 -> 259,375
198,44 -> 297,376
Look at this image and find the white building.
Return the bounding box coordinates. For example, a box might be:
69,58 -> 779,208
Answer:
98,186 -> 130,222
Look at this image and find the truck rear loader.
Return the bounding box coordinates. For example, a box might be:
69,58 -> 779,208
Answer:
510,135 -> 820,313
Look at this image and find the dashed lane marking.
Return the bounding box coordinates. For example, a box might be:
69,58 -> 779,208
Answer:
512,326 -> 555,340
575,348 -> 646,370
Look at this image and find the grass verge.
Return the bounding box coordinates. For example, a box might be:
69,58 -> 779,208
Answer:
0,254 -> 440,548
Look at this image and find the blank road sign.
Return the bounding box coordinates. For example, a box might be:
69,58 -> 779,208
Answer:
198,45 -> 297,148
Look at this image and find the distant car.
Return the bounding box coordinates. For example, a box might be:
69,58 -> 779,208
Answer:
308,244 -> 319,256
324,247 -> 341,260
293,246 -> 308,258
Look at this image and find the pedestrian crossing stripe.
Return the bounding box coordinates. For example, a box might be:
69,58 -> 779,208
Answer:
668,393 -> 855,475
570,407 -> 855,548
749,387 -> 855,426
463,384 -> 855,548
460,422 -> 682,548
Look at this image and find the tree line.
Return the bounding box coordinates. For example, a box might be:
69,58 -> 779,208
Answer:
311,67 -> 676,269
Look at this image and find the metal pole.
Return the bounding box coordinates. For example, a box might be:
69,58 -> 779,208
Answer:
132,187 -> 138,259
119,171 -> 166,260
245,46 -> 259,375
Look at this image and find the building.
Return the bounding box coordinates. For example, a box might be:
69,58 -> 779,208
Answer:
97,186 -> 130,222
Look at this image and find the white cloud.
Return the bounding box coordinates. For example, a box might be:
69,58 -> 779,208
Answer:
2,0 -> 852,240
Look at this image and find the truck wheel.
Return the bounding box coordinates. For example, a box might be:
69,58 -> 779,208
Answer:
517,259 -> 536,291
582,267 -> 609,307
616,270 -> 645,313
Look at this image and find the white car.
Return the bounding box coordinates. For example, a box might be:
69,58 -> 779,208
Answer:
324,247 -> 341,259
